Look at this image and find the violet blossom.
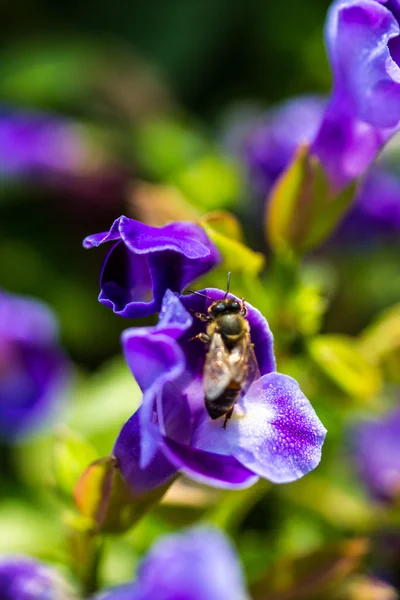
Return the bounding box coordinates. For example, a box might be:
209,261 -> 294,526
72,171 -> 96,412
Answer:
239,0 -> 400,211
313,0 -> 400,187
353,406 -> 400,503
114,289 -> 326,490
0,555 -> 75,599
96,528 -> 249,600
83,217 -> 220,318
0,289 -> 69,442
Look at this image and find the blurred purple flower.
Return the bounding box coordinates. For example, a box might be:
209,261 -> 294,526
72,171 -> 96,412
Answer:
0,108 -> 125,201
241,95 -> 400,241
0,555 -> 74,599
114,289 -> 326,491
313,0 -> 400,187
83,217 -> 220,318
353,407 -> 400,503
96,528 -> 249,600
243,96 -> 326,199
0,290 -> 69,442
240,0 -> 400,207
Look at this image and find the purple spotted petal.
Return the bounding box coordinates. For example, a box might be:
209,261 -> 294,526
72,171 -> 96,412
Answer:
83,217 -> 220,318
352,407 -> 400,502
0,556 -> 74,600
96,528 -> 249,600
193,373 -> 326,483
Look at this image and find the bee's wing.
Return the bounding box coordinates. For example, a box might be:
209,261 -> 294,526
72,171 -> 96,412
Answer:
204,333 -> 232,401
229,336 -> 260,387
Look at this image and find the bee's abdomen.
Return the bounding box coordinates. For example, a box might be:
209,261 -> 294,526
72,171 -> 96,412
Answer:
205,387 -> 239,420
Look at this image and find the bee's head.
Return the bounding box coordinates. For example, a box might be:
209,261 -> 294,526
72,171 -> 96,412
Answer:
208,297 -> 242,317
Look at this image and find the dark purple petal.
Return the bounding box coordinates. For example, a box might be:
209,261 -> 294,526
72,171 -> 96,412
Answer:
193,373 -> 327,484
162,438 -> 259,489
96,528 -> 249,600
84,217 -> 220,318
98,241 -> 155,318
0,556 -> 74,599
114,411 -> 177,495
353,407 -> 400,502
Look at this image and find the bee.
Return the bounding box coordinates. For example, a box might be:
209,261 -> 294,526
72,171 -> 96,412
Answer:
189,273 -> 259,428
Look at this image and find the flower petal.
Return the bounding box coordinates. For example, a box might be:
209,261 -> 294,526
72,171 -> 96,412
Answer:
114,412 -> 177,495
119,217 -> 214,258
99,241 -> 155,318
162,437 -> 259,490
122,328 -> 186,467
83,216 -> 123,248
193,372 -> 326,484
326,0 -> 400,128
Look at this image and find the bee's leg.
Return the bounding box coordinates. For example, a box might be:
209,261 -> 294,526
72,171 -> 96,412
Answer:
189,333 -> 211,344
240,298 -> 247,316
189,308 -> 212,323
222,407 -> 234,429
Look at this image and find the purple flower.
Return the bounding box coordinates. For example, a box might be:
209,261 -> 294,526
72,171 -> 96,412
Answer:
0,290 -> 70,442
312,0 -> 400,187
241,0 -> 400,196
96,528 -> 249,600
333,167 -> 400,242
353,407 -> 400,503
243,96 -> 326,198
0,108 -> 125,201
241,95 -> 400,241
83,217 -> 220,318
0,555 -> 74,599
114,289 -> 326,490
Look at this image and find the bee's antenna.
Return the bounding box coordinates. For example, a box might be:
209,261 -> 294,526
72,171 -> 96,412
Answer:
224,272 -> 232,298
186,290 -> 215,300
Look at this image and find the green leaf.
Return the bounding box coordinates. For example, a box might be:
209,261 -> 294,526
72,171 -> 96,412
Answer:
307,335 -> 381,401
200,212 -> 265,277
266,144 -> 356,256
174,153 -> 242,211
